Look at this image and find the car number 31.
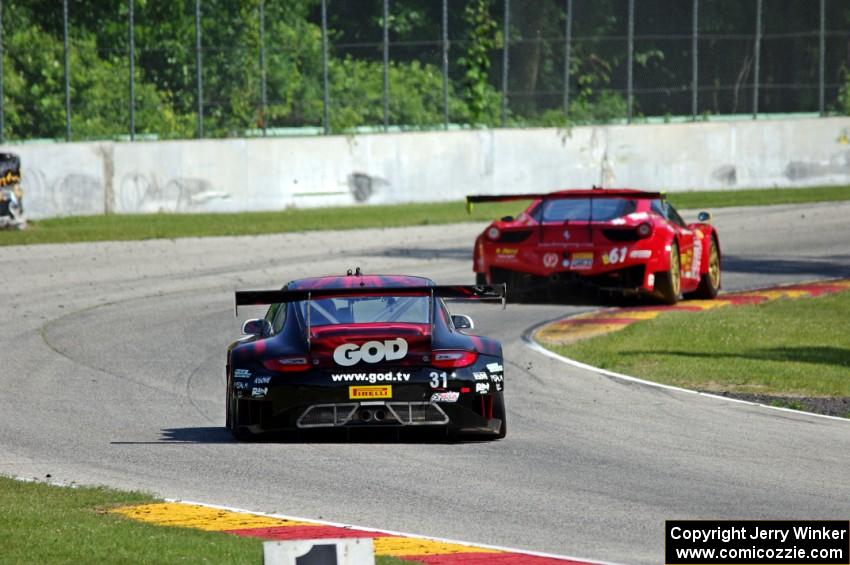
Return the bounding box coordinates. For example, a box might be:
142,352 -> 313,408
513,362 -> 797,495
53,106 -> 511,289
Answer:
429,371 -> 452,388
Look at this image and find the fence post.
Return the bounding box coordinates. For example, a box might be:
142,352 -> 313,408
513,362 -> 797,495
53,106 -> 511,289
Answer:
442,0 -> 449,129
0,0 -> 4,144
753,0 -> 761,119
501,0 -> 510,126
259,0 -> 267,136
63,0 -> 71,141
321,0 -> 330,134
819,0 -> 825,115
626,0 -> 634,123
383,0 -> 389,131
691,0 -> 698,120
195,0 -> 204,138
563,0 -> 572,115
129,0 -> 135,140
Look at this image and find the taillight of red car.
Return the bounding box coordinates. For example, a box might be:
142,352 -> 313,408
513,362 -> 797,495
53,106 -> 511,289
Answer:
261,356 -> 312,372
636,222 -> 653,238
431,350 -> 478,369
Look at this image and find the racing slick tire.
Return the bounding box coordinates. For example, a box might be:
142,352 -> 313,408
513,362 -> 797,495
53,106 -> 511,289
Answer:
654,241 -> 681,305
227,396 -> 258,441
685,235 -> 720,300
492,391 -> 507,439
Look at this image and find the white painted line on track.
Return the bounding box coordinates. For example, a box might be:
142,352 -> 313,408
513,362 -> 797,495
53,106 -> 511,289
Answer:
523,331 -> 850,424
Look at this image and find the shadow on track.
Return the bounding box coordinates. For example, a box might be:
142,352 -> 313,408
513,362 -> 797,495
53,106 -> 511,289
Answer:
110,427 -> 497,445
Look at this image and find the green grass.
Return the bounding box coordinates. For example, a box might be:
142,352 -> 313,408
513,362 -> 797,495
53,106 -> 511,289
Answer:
664,185 -> 850,210
0,476 -> 418,564
3,185 -> 850,246
545,290 -> 850,397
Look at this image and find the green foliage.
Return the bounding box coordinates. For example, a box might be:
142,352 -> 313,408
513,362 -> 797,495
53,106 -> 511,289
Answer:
2,0 -> 837,139
327,57 -> 467,132
459,0 -> 502,125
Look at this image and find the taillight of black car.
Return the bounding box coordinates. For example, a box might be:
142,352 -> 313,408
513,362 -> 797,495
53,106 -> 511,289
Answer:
261,356 -> 312,372
431,350 -> 478,369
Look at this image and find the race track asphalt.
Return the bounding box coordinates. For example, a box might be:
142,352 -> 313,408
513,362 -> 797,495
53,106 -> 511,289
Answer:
1,201 -> 849,564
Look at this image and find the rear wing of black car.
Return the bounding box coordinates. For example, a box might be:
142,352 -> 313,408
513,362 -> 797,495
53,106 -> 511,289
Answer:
466,190 -> 665,213
234,284 -> 507,316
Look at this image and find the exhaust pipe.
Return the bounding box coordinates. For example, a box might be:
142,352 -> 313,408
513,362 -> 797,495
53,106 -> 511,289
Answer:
359,409 -> 373,422
374,409 -> 386,422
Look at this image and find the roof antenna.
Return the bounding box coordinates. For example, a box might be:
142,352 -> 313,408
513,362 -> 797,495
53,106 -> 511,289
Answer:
346,268 -> 353,276
355,266 -> 362,276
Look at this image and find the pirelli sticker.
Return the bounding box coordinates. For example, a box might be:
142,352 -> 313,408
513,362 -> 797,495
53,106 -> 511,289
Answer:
349,385 -> 392,399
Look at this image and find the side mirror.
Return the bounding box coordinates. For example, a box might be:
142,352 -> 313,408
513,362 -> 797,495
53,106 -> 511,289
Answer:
500,215 -> 514,222
697,211 -> 712,223
452,314 -> 475,331
242,318 -> 271,336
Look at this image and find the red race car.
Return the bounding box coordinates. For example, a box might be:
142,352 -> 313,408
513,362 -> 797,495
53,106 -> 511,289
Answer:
468,188 -> 721,304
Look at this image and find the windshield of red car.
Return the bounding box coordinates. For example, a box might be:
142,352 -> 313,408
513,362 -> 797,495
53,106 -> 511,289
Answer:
298,295 -> 430,327
539,197 -> 637,222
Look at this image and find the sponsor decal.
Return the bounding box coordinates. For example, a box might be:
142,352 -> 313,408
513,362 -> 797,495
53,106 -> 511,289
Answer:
602,247 -> 628,265
251,387 -> 268,398
647,273 -> 656,288
563,229 -> 571,240
254,376 -> 271,384
571,252 -> 593,270
333,338 -> 408,367
234,382 -> 249,390
349,385 -> 392,399
489,374 -> 504,383
561,258 -> 571,267
331,371 -> 410,383
692,238 -> 703,278
681,247 -> 694,276
234,368 -> 252,379
629,249 -> 652,259
475,382 -> 491,394
495,383 -> 503,392
430,391 -> 460,403
543,252 -> 559,269
486,362 -> 503,373
495,247 -> 518,255
473,371 -> 488,381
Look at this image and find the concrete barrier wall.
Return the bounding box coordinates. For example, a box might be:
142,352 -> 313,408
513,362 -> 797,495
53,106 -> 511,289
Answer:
8,117 -> 850,219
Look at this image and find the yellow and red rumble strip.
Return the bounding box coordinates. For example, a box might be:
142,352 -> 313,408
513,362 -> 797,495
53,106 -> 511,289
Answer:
535,278 -> 850,345
112,501 -> 602,565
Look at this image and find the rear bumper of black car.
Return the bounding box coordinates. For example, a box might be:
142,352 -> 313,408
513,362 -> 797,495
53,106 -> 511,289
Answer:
231,388 -> 503,437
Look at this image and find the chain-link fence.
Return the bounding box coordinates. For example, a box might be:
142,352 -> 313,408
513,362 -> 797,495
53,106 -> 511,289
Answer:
1,0 -> 848,143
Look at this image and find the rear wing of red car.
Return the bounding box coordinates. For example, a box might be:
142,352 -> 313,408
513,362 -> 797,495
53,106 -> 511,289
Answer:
234,284 -> 507,316
466,190 -> 665,213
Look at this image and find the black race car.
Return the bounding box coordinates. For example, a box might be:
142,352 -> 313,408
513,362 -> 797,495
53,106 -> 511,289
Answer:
227,272 -> 507,440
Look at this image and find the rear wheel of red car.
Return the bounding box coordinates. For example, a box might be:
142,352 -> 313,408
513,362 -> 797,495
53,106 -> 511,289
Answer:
654,241 -> 681,305
687,235 -> 721,299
